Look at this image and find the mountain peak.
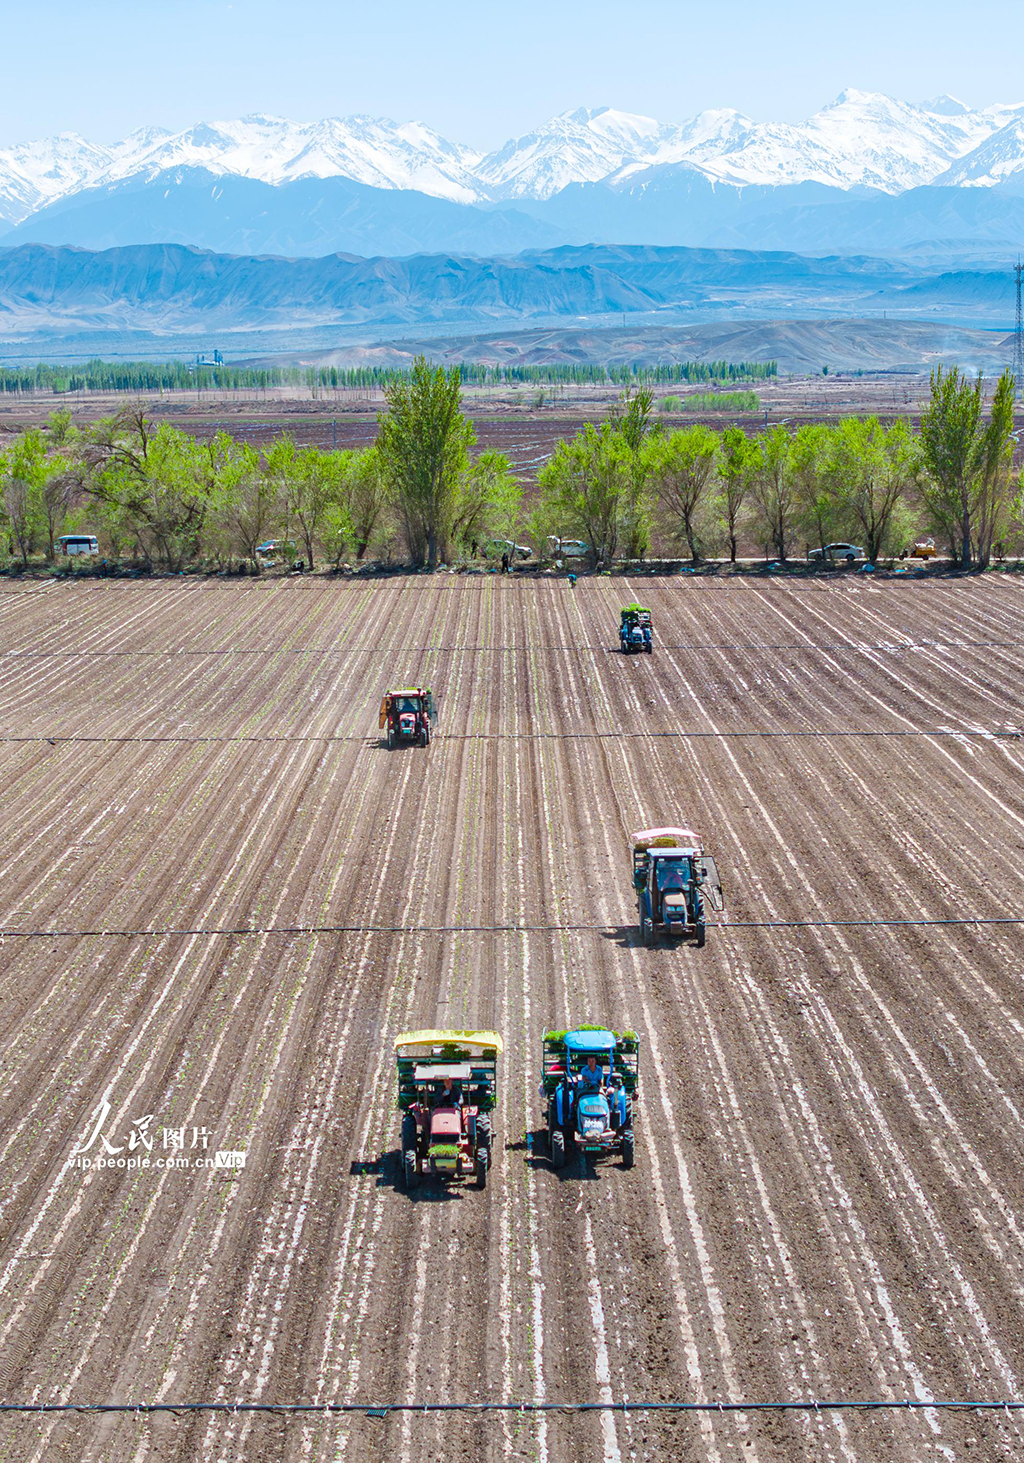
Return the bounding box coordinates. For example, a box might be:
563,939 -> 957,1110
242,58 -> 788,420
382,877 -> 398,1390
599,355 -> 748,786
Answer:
919,94 -> 971,116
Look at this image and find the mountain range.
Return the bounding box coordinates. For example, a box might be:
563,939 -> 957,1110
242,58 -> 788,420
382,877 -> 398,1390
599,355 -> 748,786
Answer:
3,93 -> 1024,264
0,241 -> 1016,341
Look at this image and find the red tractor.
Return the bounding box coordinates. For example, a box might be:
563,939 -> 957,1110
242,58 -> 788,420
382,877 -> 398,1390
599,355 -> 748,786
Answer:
379,687 -> 436,748
395,1031 -> 501,1190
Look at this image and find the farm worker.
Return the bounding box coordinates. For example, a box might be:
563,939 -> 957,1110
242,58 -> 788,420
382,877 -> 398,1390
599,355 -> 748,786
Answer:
568,572 -> 577,588
577,1054 -> 606,1094
432,1075 -> 462,1108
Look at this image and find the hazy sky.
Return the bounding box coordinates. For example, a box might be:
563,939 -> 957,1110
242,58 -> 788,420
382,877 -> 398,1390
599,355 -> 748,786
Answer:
1,0 -> 1021,150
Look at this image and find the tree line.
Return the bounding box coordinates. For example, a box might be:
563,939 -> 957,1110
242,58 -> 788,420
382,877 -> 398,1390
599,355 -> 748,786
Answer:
534,369 -> 1020,568
0,356 -> 777,397
1,359 -> 1019,572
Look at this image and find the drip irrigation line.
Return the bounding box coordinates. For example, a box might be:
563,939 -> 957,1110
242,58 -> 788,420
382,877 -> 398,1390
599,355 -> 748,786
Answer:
1,916 -> 1020,941
4,729 -> 1021,746
4,638 -> 1023,658
0,1398 -> 1020,1415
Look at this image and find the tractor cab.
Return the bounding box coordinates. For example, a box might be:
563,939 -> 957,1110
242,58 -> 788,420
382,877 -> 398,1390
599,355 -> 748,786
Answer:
620,604 -> 653,655
632,827 -> 723,948
395,1030 -> 501,1190
541,1026 -> 639,1169
379,687 -> 436,749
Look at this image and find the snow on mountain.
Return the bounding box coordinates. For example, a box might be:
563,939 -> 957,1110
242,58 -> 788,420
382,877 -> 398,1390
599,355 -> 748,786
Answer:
0,132 -> 114,224
933,112 -> 1024,186
696,90 -> 998,193
473,107 -> 675,199
98,114 -> 483,203
2,91 -> 1024,237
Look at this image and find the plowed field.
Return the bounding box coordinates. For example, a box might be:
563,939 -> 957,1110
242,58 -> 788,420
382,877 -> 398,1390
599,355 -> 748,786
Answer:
2,575 -> 1024,1463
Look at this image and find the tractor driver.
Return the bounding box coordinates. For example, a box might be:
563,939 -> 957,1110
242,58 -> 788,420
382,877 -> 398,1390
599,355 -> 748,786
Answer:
432,1074 -> 462,1108
576,1053 -> 607,1095
657,859 -> 691,893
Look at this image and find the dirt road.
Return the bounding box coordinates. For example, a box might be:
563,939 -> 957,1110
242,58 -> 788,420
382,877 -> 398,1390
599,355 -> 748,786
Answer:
1,576 -> 1024,1462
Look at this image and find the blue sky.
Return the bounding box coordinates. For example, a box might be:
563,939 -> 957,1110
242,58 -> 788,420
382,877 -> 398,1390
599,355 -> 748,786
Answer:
1,0 -> 1020,149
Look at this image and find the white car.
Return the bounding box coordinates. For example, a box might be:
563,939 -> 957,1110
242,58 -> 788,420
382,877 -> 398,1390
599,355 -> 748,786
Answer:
485,539 -> 531,561
808,542 -> 866,565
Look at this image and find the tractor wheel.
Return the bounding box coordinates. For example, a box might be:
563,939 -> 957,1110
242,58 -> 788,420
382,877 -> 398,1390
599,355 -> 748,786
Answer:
639,901 -> 653,947
401,1114 -> 417,1153
421,726 -> 429,748
550,1129 -> 566,1169
403,1150 -> 419,1190
475,1113 -> 491,1150
645,642 -> 652,654
387,728 -> 395,749
475,1146 -> 489,1189
621,1130 -> 635,1169
696,921 -> 706,949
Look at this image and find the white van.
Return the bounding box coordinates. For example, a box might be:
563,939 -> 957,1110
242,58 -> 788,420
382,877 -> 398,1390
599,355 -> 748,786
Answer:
58,535 -> 99,557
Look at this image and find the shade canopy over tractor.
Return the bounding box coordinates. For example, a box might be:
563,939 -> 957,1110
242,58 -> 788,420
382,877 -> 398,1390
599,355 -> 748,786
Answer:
564,1028 -> 617,1054
395,1030 -> 502,1111
631,827 -> 703,852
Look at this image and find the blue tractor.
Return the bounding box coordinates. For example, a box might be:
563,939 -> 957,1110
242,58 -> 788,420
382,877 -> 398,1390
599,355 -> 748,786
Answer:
540,1027 -> 639,1170
620,604 -> 653,654
632,827 -> 724,948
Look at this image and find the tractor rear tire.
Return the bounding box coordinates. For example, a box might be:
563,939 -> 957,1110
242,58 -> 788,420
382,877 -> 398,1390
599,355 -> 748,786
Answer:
639,903 -> 653,947
387,728 -> 394,750
621,1130 -> 635,1169
403,1150 -> 419,1190
696,921 -> 706,949
475,1146 -> 489,1189
550,1129 -> 566,1169
401,1114 -> 417,1153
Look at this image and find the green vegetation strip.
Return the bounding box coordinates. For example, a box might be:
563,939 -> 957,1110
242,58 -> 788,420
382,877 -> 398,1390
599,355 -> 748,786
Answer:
0,357 -> 777,396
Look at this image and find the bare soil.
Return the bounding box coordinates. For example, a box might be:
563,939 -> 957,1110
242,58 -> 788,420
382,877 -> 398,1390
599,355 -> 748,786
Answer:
1,577 -> 1024,1462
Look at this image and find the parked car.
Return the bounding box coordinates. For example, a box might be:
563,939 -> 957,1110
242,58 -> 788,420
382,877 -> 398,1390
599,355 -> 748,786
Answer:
808,542 -> 866,565
254,539 -> 296,565
547,538 -> 591,560
57,534 -> 99,557
484,538 -> 531,561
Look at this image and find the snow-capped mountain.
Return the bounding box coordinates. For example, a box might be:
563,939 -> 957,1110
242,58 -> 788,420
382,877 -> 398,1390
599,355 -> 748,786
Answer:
473,107 -> 674,199
670,90 -> 1002,192
2,90 -> 1024,240
0,132 -> 115,225
97,114 -> 483,203
933,115 -> 1024,187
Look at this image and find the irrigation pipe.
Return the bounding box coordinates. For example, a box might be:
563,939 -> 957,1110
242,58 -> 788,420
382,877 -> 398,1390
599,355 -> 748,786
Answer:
5,638 -> 1023,657
3,729 -> 1022,746
0,1398 -> 1020,1415
2,917 -> 1021,941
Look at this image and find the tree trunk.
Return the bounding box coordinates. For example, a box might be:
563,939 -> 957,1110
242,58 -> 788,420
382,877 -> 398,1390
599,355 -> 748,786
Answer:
961,505 -> 972,568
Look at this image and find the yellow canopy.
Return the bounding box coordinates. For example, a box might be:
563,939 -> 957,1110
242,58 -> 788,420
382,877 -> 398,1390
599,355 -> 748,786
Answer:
395,1029 -> 503,1055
